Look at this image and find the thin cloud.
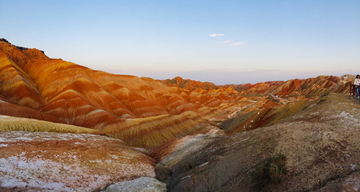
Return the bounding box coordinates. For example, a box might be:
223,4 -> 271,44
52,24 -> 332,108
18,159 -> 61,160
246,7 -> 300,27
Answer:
231,42 -> 245,46
223,40 -> 246,46
209,34 -> 225,37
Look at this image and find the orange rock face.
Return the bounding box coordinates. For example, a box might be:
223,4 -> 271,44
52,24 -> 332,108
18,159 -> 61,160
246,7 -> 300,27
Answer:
161,76 -> 219,90
0,41 -> 245,148
0,40 -> 350,148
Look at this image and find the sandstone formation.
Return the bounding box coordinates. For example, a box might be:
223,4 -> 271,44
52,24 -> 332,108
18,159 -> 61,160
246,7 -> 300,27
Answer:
0,40 -> 351,149
222,81 -> 284,94
161,76 -> 219,91
0,98 -> 65,124
0,40 -> 246,148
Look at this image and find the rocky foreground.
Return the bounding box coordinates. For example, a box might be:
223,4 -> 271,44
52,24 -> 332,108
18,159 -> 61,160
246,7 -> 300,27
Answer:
152,93 -> 360,191
1,93 -> 359,191
0,131 -> 161,191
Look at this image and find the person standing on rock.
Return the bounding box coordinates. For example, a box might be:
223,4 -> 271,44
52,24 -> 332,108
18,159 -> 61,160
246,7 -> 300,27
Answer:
355,74 -> 360,99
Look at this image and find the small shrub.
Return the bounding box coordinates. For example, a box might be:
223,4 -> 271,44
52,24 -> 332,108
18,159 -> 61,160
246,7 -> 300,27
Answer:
252,154 -> 287,191
155,164 -> 172,181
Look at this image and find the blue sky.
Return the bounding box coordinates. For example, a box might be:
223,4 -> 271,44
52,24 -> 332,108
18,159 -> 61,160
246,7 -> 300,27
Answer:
1,0 -> 360,84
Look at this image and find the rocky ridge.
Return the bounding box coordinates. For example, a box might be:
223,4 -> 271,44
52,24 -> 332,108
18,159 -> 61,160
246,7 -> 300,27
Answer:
152,93 -> 360,191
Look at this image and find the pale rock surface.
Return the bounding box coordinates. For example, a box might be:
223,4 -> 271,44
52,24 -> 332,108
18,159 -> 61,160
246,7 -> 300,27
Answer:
102,177 -> 167,192
0,131 -> 155,191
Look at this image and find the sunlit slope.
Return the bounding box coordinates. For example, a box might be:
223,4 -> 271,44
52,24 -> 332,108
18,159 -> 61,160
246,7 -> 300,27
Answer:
0,115 -> 101,134
0,48 -> 43,109
0,40 -> 351,148
0,40 -> 247,148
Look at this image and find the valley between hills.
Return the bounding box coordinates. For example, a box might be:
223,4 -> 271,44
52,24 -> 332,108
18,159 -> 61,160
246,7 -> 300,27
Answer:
0,39 -> 359,191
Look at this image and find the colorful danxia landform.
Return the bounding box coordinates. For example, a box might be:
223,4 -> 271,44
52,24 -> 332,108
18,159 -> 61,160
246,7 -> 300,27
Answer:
0,39 -> 350,149
1,39 -> 359,192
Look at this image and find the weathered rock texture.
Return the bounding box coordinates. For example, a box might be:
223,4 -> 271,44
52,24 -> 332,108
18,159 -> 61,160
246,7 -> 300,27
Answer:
153,93 -> 360,192
0,131 -> 155,191
102,177 -> 167,192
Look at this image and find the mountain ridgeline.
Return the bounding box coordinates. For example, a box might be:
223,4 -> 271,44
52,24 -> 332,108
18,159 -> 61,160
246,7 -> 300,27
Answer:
0,40 -> 351,148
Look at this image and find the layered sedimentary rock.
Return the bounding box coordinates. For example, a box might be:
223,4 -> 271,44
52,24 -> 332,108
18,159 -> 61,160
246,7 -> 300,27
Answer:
219,76 -> 351,135
0,39 -> 353,149
223,97 -> 310,134
161,76 -> 219,91
0,40 -> 245,148
222,76 -> 349,98
0,98 -> 65,124
1,39 -> 359,191
222,81 -> 284,94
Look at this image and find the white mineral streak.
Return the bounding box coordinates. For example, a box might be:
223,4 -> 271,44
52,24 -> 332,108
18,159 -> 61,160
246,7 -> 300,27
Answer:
0,131 -> 155,191
0,152 -> 110,191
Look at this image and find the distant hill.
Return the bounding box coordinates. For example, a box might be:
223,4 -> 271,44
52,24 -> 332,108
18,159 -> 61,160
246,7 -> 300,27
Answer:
221,76 -> 349,97
160,76 -> 219,90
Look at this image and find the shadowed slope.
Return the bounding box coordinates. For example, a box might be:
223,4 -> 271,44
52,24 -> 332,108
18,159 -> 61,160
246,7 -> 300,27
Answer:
0,100 -> 64,124
219,76 -> 351,135
152,93 -> 360,192
222,76 -> 349,98
226,98 -> 310,134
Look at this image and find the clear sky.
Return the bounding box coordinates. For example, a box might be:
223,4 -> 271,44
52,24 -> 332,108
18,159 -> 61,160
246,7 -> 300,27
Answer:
1,0 -> 359,85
